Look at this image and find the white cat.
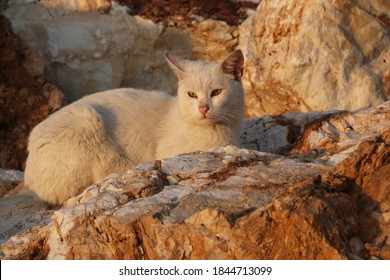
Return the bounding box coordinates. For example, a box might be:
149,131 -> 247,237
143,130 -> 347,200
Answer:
24,50 -> 245,205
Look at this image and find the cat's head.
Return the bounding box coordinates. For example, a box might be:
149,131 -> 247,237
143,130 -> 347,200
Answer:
165,50 -> 245,128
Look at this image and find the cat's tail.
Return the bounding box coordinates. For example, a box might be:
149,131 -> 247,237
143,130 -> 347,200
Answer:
24,104 -> 130,205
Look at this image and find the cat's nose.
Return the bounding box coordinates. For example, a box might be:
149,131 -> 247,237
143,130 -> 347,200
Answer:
198,105 -> 209,117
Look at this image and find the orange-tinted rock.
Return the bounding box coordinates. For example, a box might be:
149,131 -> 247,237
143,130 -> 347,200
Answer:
0,103 -> 389,260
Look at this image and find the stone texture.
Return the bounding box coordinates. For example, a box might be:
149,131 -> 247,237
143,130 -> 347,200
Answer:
118,0 -> 257,26
240,0 -> 390,116
3,0 -> 242,101
1,102 -> 389,260
0,168 -> 23,197
1,0 -> 389,260
0,14 -> 66,170
3,0 -> 389,115
0,168 -> 51,252
39,0 -> 111,11
292,102 -> 390,164
240,110 -> 342,154
0,182 -> 51,246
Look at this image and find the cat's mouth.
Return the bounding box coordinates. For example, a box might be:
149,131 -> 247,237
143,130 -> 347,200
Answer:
197,111 -> 224,124
199,115 -> 219,124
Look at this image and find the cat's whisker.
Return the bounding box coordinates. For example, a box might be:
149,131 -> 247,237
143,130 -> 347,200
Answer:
211,109 -> 241,127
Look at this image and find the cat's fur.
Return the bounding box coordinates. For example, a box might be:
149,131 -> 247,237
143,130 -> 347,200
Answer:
24,50 -> 245,205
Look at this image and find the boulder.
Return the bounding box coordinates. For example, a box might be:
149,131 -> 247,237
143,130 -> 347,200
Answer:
1,101 -> 389,260
0,168 -> 23,197
0,14 -> 66,170
240,0 -> 390,116
3,0 -> 389,115
3,0 -> 245,101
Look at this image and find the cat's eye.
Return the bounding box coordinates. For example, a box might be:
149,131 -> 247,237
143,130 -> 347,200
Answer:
187,91 -> 198,98
211,89 -> 223,97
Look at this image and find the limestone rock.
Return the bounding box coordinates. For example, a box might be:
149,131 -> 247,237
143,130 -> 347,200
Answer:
1,102 -> 389,260
240,0 -> 390,116
0,14 -> 66,170
0,182 -> 52,247
240,110 -> 341,154
0,168 -> 51,253
0,168 -> 23,197
4,0 -> 389,115
292,101 -> 390,164
39,0 -> 111,11
3,0 -> 243,101
4,1 -> 172,101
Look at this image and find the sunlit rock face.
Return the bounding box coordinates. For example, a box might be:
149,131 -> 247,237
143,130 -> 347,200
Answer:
4,0 -> 389,114
1,0 -> 389,260
3,1 -> 239,101
1,102 -> 389,260
239,0 -> 390,116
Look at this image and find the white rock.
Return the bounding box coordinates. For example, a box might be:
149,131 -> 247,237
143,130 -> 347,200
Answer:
3,2 -> 172,100
4,1 -> 238,102
0,169 -> 23,185
240,0 -> 390,116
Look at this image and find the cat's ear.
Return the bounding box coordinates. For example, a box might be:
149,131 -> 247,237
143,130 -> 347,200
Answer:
165,52 -> 188,80
221,49 -> 244,81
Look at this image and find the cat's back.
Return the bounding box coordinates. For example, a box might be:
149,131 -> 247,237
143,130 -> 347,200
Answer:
77,88 -> 172,119
28,88 -> 174,161
35,88 -> 172,132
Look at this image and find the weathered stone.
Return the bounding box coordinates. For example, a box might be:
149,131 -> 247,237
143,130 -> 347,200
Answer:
0,168 -> 23,197
39,0 -> 111,11
0,182 -> 52,248
240,0 -> 390,116
292,101 -> 390,165
3,0 -> 388,116
3,1 -> 240,101
240,110 -> 342,154
1,0 -> 389,260
0,102 -> 389,260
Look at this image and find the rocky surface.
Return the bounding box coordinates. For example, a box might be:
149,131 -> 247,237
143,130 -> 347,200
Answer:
0,101 -> 389,260
0,168 -> 23,197
3,0 -> 388,115
240,0 -> 390,116
0,0 -> 389,260
3,0 -> 253,101
118,0 -> 257,26
0,14 -> 66,170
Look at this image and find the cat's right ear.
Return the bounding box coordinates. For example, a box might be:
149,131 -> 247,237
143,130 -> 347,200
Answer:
165,52 -> 187,80
221,49 -> 244,81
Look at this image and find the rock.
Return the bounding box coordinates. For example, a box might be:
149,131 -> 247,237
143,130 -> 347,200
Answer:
3,0 -> 245,101
0,14 -> 66,170
3,0 -> 389,115
0,182 -> 52,247
240,110 -> 342,154
240,0 -> 390,116
0,168 -> 23,197
291,101 -> 390,257
349,237 -> 365,257
1,0 -> 389,260
0,102 -> 389,260
120,0 -> 256,26
292,101 -> 390,164
0,168 -> 52,256
38,0 -> 111,11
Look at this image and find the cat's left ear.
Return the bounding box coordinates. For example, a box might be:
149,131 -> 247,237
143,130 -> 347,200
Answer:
221,49 -> 244,81
165,52 -> 188,80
